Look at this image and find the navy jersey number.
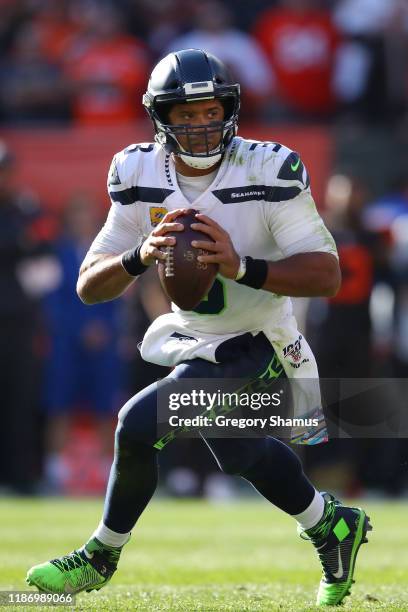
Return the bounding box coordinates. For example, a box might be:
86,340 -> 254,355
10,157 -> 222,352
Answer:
193,278 -> 226,315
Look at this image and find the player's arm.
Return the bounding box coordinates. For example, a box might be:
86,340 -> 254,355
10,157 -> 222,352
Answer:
77,210 -> 185,305
77,252 -> 135,305
261,186 -> 341,296
261,251 -> 340,297
192,146 -> 341,298
191,213 -> 340,298
79,149 -> 187,305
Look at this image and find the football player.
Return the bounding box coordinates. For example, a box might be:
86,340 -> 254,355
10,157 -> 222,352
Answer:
27,49 -> 371,606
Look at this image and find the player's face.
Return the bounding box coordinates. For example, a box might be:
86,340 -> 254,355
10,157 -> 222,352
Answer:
167,99 -> 225,155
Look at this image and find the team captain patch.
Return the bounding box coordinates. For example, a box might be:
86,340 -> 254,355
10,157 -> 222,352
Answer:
150,206 -> 167,226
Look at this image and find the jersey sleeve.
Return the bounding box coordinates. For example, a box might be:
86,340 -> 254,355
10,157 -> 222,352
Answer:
87,151 -> 145,255
267,190 -> 338,258
262,147 -> 338,258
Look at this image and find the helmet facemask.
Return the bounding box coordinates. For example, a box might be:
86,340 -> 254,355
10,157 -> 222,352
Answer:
152,96 -> 239,170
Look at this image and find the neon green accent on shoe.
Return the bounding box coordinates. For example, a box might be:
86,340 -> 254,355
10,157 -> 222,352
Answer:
26,554 -> 110,594
316,508 -> 369,606
299,493 -> 372,606
333,517 -> 350,542
26,536 -> 129,595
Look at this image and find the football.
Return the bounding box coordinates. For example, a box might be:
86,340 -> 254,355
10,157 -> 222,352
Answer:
157,209 -> 218,310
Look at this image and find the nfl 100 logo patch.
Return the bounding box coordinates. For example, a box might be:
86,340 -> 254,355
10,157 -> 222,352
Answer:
283,335 -> 309,368
149,207 -> 167,227
283,335 -> 302,361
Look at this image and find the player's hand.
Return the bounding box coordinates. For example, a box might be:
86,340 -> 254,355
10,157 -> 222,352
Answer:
140,209 -> 187,266
190,213 -> 240,279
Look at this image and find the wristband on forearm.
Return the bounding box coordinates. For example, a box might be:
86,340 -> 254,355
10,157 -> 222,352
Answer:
235,256 -> 268,289
121,243 -> 149,277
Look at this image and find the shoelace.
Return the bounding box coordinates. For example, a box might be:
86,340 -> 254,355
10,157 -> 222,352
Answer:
51,550 -> 88,573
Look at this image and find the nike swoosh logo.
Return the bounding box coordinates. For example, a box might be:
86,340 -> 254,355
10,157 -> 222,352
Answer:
291,158 -> 300,172
332,547 -> 344,579
83,549 -> 94,560
64,579 -> 94,594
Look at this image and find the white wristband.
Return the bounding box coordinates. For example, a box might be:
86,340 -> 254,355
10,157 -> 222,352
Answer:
235,256 -> 247,281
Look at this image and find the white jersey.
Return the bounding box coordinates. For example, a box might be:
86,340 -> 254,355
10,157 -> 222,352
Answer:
90,136 -> 337,342
89,137 -> 337,434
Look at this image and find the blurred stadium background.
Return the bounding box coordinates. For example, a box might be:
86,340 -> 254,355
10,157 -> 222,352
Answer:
0,0 -> 407,506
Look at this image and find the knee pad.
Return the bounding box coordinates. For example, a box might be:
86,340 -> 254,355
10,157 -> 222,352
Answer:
115,383 -> 158,446
217,455 -> 256,476
242,437 -> 303,482
114,419 -> 159,465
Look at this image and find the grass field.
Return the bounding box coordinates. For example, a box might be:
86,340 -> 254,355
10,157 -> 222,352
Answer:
0,497 -> 407,611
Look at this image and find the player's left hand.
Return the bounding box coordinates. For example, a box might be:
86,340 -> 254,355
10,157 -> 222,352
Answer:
191,213 -> 240,279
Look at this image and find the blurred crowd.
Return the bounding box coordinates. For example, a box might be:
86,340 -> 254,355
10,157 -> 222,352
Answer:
0,142 -> 171,495
0,0 -> 408,499
1,0 -> 408,125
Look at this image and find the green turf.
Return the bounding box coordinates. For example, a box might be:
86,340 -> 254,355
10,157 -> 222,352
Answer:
0,497 -> 407,611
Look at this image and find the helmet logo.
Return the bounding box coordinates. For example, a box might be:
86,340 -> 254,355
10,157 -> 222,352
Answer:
184,81 -> 214,96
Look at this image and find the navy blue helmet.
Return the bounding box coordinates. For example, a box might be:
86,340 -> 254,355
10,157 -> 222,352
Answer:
143,49 -> 240,169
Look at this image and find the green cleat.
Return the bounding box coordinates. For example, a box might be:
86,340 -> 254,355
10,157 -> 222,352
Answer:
301,493 -> 372,606
26,536 -> 128,595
